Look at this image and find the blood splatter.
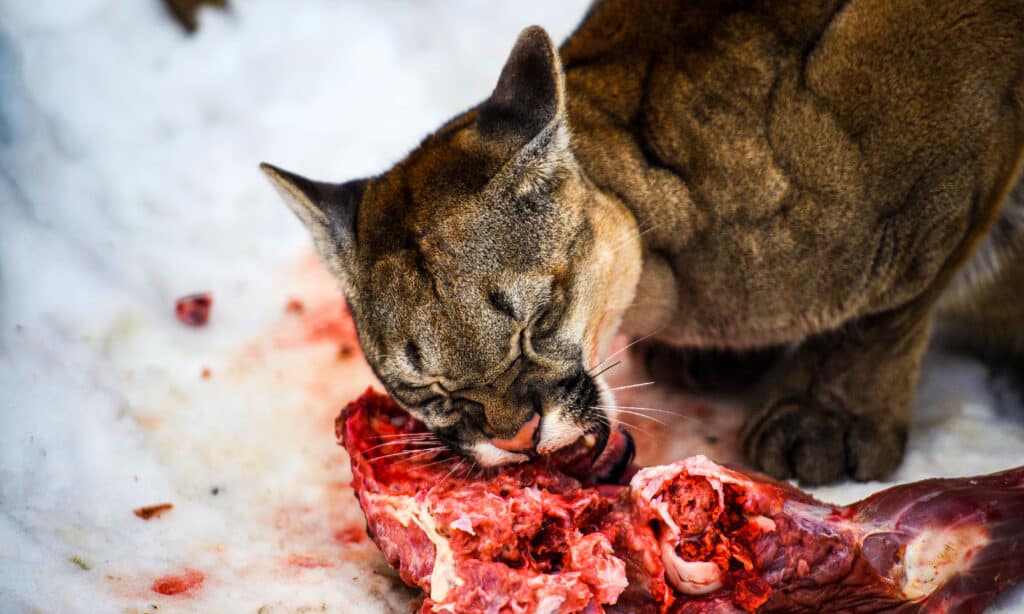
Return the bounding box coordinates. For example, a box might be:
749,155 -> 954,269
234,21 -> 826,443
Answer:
287,553 -> 334,569
303,299 -> 358,356
333,526 -> 366,544
151,569 -> 204,595
276,294 -> 361,357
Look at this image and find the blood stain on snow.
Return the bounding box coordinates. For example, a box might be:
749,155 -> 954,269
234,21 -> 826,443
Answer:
273,505 -> 313,531
333,526 -> 366,544
300,298 -> 359,356
151,569 -> 204,596
287,553 -> 334,569
273,292 -> 361,358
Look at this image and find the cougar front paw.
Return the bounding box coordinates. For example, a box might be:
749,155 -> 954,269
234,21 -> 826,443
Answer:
740,398 -> 906,485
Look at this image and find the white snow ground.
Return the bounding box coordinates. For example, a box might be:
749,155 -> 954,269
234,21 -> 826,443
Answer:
0,1 -> 1021,612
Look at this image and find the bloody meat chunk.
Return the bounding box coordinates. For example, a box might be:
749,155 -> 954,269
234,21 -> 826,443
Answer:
175,292 -> 212,326
339,389 -> 636,613
629,457 -> 1024,613
339,389 -> 1024,613
133,502 -> 174,520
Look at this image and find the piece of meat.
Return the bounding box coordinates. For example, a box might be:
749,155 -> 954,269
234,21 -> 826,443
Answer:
133,502 -> 174,520
338,389 -> 1024,613
339,389 -> 636,613
175,292 -> 212,326
628,458 -> 1024,613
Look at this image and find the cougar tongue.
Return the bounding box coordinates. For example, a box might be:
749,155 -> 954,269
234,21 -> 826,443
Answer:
552,426 -> 636,485
592,427 -> 636,484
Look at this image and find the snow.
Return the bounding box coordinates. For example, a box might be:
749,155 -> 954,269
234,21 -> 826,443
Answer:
0,1 -> 1021,612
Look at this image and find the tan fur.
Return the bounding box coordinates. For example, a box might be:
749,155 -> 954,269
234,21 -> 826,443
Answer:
264,1 -> 1024,483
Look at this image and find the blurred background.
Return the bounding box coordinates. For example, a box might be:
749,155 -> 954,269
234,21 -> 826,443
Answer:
1,1 -> 1021,612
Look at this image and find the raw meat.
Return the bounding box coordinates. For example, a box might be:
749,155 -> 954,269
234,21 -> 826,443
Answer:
627,457 -> 1024,613
174,292 -> 212,326
339,389 -> 637,613
338,389 -> 1024,613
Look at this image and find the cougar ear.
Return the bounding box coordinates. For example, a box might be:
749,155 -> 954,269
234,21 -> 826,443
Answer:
260,162 -> 365,274
478,27 -> 573,195
478,26 -> 567,146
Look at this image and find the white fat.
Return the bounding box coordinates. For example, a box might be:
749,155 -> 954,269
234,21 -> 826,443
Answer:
647,489 -> 681,536
535,595 -> 566,614
449,516 -> 475,535
678,455 -> 754,488
595,557 -> 630,603
536,411 -> 584,455
901,524 -> 989,600
365,493 -> 462,604
633,458 -> 727,535
631,455 -> 745,504
632,455 -> 766,597
634,462 -> 692,502
746,514 -> 776,532
470,441 -> 530,467
660,540 -> 724,595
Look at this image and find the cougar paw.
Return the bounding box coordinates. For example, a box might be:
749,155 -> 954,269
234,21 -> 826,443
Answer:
740,398 -> 906,485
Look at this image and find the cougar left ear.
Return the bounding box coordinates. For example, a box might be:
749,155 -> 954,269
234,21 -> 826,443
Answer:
478,26 -> 567,148
478,26 -> 573,195
260,162 -> 366,276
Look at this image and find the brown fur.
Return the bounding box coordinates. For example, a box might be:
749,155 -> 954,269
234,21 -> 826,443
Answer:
942,176 -> 1024,350
264,0 -> 1024,484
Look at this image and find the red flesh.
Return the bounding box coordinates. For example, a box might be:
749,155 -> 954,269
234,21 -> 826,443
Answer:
340,389 -> 1024,613
133,502 -> 174,520
174,293 -> 212,326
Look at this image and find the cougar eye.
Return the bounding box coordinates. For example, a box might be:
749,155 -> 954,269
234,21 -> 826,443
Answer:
404,341 -> 423,371
488,289 -> 518,320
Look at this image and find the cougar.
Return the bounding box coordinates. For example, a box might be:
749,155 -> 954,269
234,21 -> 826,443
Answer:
263,0 -> 1024,484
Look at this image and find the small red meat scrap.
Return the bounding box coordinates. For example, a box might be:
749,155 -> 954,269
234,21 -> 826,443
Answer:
175,293 -> 212,326
133,502 -> 174,520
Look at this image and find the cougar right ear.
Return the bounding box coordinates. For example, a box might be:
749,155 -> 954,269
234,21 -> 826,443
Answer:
260,162 -> 366,273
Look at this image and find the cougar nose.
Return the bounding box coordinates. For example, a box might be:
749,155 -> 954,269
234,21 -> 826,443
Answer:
490,412 -> 540,452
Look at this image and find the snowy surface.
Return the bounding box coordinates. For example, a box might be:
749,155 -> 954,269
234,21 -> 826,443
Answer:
0,1 -> 1022,612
